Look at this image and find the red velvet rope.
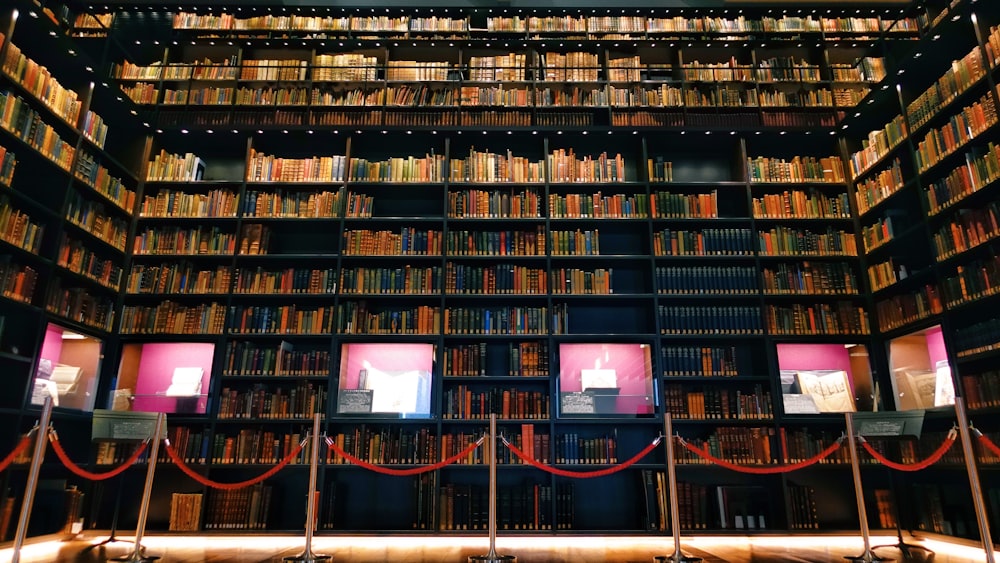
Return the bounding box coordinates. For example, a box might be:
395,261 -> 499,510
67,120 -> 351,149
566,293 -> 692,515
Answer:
679,437 -> 842,474
503,437 -> 660,478
326,437 -> 482,476
0,434 -> 33,473
49,435 -> 149,481
860,433 -> 956,472
978,432 -> 1000,459
164,440 -> 305,490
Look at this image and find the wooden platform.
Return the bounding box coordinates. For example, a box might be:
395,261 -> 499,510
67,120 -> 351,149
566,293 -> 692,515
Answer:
2,533 -> 994,562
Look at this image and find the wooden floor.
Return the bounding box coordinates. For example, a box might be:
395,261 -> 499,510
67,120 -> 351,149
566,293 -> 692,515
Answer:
2,532 -> 996,562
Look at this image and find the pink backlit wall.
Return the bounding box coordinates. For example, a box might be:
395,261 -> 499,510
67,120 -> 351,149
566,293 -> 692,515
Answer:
38,325 -> 63,366
558,343 -> 654,415
776,343 -> 855,381
339,343 -> 434,389
130,342 -> 215,413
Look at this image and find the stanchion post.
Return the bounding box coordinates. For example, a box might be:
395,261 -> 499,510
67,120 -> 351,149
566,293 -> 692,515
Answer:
653,413 -> 701,563
843,413 -> 888,563
284,413 -> 330,562
469,414 -> 515,563
11,397 -> 53,563
955,397 -> 996,563
112,412 -> 164,563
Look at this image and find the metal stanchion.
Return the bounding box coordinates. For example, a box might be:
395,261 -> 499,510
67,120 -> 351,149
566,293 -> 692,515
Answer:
955,398 -> 996,563
11,397 -> 53,563
284,413 -> 330,562
654,413 -> 701,563
112,412 -> 164,563
469,414 -> 515,563
843,413 -> 890,563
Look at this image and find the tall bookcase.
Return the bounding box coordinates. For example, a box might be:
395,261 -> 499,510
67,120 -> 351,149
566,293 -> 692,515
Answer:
3,0 -> 1000,544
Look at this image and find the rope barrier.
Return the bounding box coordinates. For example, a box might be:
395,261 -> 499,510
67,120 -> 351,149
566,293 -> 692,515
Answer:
163,439 -> 305,490
0,432 -> 33,473
678,435 -> 843,474
976,429 -> 1000,459
502,436 -> 661,478
49,432 -> 149,481
326,436 -> 484,476
859,430 -> 957,472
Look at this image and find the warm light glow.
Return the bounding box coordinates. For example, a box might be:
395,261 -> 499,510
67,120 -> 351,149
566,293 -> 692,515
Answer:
7,533 -> 993,561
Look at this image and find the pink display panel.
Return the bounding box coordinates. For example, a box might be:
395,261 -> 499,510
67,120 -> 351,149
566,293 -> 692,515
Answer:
30,323 -> 103,411
776,342 -> 874,414
120,342 -> 216,414
337,342 -> 434,417
558,343 -> 655,417
888,325 -> 954,411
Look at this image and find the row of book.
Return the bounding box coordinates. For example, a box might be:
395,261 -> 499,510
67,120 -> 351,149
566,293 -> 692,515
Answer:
0,91 -> 76,171
663,384 -> 773,420
442,304 -> 568,335
751,190 -> 851,219
0,196 -> 44,253
860,215 -> 895,252
126,263 -> 231,295
45,281 -> 116,331
761,261 -> 858,295
224,340 -> 331,377
940,256 -> 1000,308
746,156 -> 845,184
905,40 -> 986,131
848,114 -> 908,179
119,301 -> 227,334
444,341 -> 549,377
342,265 -> 441,295
854,158 -> 903,216
73,151 -> 136,214
654,227 -> 754,256
661,346 -> 742,377
957,316 -> 1000,360
139,188 -> 239,218
445,264 -> 545,295
0,258 -> 36,304
0,38 -> 82,127
0,144 -> 13,186
217,382 -> 326,420
656,265 -> 758,295
64,193 -> 129,251
132,224 -> 269,256
658,306 -> 763,335
210,428 -> 313,464
931,201 -> 1000,262
913,93 -> 998,174
57,235 -> 124,291
448,188 -> 542,218
758,226 -> 857,256
547,192 -> 647,218
924,142 -> 1000,216
764,302 -> 870,335
446,228 -> 546,256
167,11 -> 915,34
640,473 -> 774,531
228,305 -> 335,335
442,386 -> 550,420
875,285 -> 942,332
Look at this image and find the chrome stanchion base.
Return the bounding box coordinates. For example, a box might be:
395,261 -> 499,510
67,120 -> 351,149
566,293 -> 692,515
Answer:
110,547 -> 159,562
872,542 -> 932,562
843,551 -> 892,562
283,550 -> 332,562
653,554 -> 702,562
468,554 -> 516,563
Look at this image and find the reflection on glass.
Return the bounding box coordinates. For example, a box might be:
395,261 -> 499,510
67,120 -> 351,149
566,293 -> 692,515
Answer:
888,325 -> 954,411
115,342 -> 215,414
336,343 -> 434,418
557,342 -> 656,417
30,323 -> 103,411
777,342 -> 874,414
